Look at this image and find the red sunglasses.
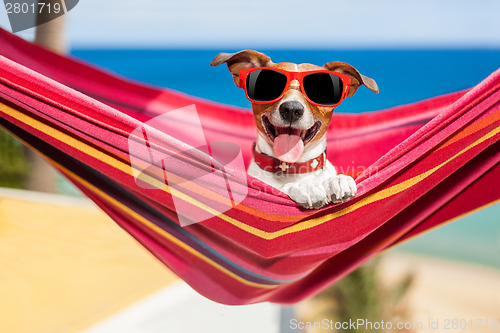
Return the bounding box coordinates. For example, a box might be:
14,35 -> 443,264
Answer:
238,67 -> 351,107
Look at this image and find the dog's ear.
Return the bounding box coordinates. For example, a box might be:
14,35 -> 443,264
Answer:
210,50 -> 273,87
324,61 -> 379,97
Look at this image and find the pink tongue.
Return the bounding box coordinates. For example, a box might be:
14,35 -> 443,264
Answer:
273,134 -> 304,163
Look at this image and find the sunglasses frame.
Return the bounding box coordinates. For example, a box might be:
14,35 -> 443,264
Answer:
238,67 -> 351,107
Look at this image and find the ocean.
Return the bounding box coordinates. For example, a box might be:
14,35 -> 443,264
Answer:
69,48 -> 500,268
71,49 -> 500,113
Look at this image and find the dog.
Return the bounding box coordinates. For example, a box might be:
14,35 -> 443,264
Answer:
211,50 -> 378,209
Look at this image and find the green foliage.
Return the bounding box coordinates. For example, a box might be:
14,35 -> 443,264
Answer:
300,258 -> 414,333
0,128 -> 29,188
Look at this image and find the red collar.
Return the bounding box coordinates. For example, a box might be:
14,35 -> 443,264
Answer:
252,143 -> 326,174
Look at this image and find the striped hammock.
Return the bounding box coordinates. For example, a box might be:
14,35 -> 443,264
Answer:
1,28 -> 499,305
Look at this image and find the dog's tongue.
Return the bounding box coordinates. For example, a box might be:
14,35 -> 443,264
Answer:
273,134 -> 304,163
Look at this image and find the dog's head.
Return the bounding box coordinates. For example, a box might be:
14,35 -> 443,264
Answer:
211,50 -> 378,163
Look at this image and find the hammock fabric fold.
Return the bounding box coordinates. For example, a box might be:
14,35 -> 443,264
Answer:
0,28 -> 499,305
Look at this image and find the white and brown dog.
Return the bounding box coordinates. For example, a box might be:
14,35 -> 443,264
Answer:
211,50 -> 378,209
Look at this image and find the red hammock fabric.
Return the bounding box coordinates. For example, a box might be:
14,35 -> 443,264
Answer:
0,28 -> 499,305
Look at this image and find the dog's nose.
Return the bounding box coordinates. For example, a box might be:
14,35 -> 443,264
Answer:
279,101 -> 304,123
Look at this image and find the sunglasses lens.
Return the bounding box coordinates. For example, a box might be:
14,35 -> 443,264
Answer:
246,69 -> 288,102
303,73 -> 344,105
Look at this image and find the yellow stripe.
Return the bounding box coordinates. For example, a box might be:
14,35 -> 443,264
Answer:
0,103 -> 160,184
242,124 -> 500,239
0,116 -> 279,290
59,168 -> 279,289
34,156 -> 273,289
0,111 -> 277,288
434,110 -> 500,152
1,102 -> 498,240
0,102 -> 239,217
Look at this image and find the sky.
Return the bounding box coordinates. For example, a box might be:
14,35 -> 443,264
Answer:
0,0 -> 499,48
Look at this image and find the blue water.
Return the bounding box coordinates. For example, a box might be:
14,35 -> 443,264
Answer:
68,48 -> 500,268
71,49 -> 500,113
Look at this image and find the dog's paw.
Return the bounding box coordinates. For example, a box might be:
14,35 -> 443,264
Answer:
281,174 -> 357,209
323,174 -> 357,203
282,183 -> 330,209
